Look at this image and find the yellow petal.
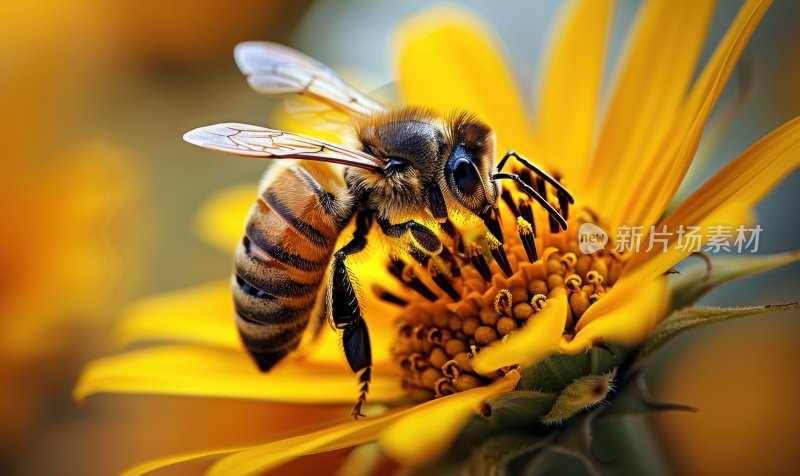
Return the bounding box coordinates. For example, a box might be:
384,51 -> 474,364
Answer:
194,184 -> 256,254
629,118 -> 800,280
122,448 -> 245,476
114,281 -> 239,349
393,6 -> 535,160
580,117 -> 800,327
537,0 -> 613,188
205,372 -> 519,475
471,288 -> 567,374
563,277 -> 668,353
73,345 -> 404,404
379,370 -> 520,467
588,0 -> 716,225
621,0 -> 772,228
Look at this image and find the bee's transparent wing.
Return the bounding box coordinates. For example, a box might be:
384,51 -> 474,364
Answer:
183,123 -> 384,171
235,41 -> 386,117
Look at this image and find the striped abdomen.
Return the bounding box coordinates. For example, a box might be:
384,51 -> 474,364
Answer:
233,163 -> 354,371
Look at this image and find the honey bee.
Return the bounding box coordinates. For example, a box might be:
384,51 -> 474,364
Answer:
183,42 -> 572,416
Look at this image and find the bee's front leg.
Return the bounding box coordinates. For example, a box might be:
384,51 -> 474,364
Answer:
328,211 -> 373,418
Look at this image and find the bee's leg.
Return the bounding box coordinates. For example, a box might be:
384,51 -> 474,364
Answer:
377,219 -> 442,256
496,150 -> 574,205
329,211 -> 373,418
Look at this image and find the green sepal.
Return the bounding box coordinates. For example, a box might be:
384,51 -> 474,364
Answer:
636,303 -> 799,364
670,251 -> 799,309
468,432 -> 551,476
462,391 -> 556,442
486,391 -> 558,428
542,370 -> 616,425
518,345 -> 626,393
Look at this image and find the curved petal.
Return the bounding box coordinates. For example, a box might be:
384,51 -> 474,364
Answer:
207,372 -> 519,475
620,0 -> 772,228
393,6 -> 535,161
579,117 -> 800,327
379,370 -> 520,467
73,345 -> 404,404
114,281 -> 239,349
194,184 -> 255,254
537,0 -> 614,188
562,277 -> 668,353
471,288 -> 567,374
588,0 -> 716,225
122,448 -> 245,476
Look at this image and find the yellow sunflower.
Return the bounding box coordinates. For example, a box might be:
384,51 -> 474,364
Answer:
75,0 -> 800,474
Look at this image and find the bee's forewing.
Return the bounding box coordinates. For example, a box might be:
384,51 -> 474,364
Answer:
234,41 -> 386,117
183,123 -> 384,171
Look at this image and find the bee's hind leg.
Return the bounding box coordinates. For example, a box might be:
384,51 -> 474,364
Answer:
329,211 -> 373,418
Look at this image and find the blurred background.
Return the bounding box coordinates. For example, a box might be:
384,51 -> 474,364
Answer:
2,0 -> 798,474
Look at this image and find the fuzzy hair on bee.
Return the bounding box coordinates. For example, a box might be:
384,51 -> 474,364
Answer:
347,107 -> 499,228
183,41 -> 571,418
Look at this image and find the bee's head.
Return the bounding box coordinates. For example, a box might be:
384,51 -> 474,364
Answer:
350,109 -> 499,225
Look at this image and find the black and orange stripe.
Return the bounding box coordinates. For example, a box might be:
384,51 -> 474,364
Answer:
232,163 -> 354,371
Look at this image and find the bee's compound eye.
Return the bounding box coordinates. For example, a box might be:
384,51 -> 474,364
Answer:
452,157 -> 481,196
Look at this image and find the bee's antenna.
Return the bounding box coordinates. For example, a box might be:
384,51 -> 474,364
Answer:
493,173 -> 568,231
497,150 -> 574,204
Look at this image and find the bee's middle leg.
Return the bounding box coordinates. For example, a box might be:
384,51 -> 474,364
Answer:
329,211 -> 373,418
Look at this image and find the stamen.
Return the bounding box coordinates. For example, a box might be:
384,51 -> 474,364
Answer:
557,190 -> 570,221
535,176 -> 546,198
520,168 -> 534,188
425,328 -> 442,345
516,217 -> 538,262
531,293 -> 548,312
440,220 -> 464,256
518,200 -> 534,226
442,360 -> 460,379
565,274 -> 582,291
494,289 -> 513,315
430,264 -> 460,301
561,253 -> 577,269
468,242 -> 493,282
501,189 -> 519,217
434,377 -> 455,397
408,352 -> 427,372
371,284 -> 408,306
438,247 -> 461,277
549,214 -> 559,234
479,207 -> 504,244
398,262 -> 438,302
586,270 -> 604,286
486,232 -> 513,278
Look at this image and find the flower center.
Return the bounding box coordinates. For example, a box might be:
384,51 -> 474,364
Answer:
381,180 -> 626,402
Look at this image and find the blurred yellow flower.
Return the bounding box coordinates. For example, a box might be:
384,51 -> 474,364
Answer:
0,139 -> 143,454
75,0 -> 800,474
1,0 -> 145,456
